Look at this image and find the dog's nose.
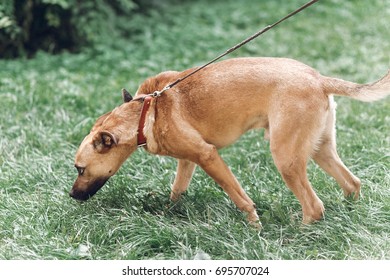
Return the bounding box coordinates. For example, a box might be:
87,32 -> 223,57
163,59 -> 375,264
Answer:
69,188 -> 82,200
69,187 -> 91,201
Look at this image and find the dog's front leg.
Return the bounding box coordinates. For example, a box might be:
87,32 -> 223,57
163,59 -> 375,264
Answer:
195,145 -> 260,228
170,159 -> 196,201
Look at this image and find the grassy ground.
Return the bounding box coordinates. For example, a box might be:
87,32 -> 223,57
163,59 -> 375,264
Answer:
0,0 -> 389,260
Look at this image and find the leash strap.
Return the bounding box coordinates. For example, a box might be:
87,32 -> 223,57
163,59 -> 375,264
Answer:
137,0 -> 319,148
148,0 -> 319,97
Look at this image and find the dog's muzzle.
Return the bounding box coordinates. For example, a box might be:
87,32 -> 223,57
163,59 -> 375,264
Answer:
69,177 -> 109,201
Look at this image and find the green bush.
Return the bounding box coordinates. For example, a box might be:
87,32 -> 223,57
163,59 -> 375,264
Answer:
0,0 -> 157,58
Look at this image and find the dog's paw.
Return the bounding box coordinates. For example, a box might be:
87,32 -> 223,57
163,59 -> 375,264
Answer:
302,200 -> 325,224
170,191 -> 182,202
247,211 -> 262,230
249,219 -> 263,231
342,177 -> 361,200
302,211 -> 325,225
344,190 -> 361,201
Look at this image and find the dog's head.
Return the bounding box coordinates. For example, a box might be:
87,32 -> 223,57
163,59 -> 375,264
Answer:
69,90 -> 141,201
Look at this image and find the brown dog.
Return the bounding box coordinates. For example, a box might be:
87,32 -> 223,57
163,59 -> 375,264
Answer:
70,57 -> 390,227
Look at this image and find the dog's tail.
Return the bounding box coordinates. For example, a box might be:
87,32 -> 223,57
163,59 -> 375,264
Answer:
323,70 -> 390,102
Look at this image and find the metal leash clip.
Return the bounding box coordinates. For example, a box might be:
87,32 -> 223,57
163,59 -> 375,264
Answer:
150,85 -> 171,97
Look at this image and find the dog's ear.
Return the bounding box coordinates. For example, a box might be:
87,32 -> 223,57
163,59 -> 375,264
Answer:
101,131 -> 118,146
93,131 -> 118,152
122,88 -> 133,103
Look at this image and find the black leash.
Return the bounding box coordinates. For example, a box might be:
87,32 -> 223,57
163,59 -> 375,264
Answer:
148,0 -> 319,97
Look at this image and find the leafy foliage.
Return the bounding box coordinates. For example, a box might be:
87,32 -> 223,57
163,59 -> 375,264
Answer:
0,0 -> 161,58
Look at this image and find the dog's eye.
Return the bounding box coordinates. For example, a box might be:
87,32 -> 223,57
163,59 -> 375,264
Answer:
75,166 -> 85,176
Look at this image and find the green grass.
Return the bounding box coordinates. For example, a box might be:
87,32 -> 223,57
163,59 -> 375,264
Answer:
0,0 -> 389,260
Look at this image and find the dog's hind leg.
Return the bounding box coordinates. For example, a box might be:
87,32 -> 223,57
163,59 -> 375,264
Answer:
312,99 -> 361,199
313,142 -> 361,199
271,149 -> 325,224
269,112 -> 325,224
170,159 -> 196,201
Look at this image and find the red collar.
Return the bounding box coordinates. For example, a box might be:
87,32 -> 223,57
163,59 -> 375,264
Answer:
137,95 -> 153,147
